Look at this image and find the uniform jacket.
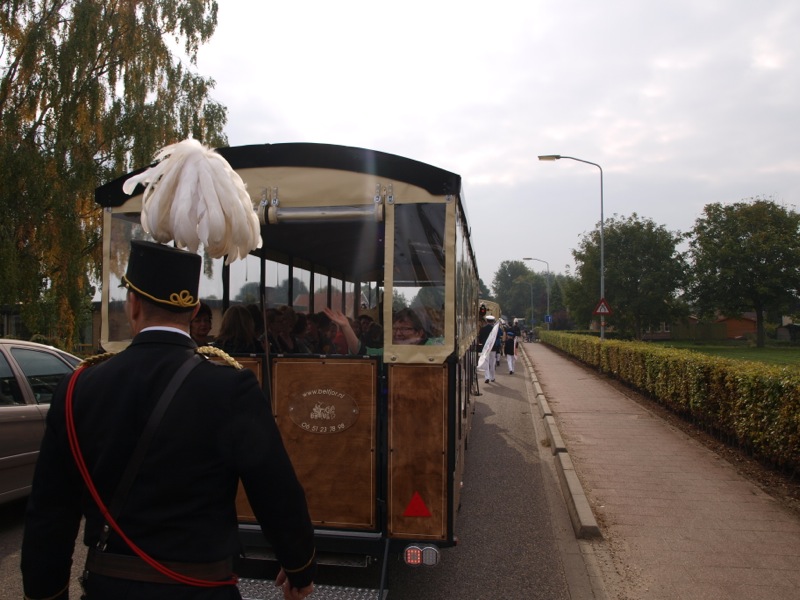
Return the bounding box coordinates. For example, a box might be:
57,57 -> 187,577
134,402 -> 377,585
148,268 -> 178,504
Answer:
21,330 -> 315,598
477,323 -> 493,352
504,330 -> 517,355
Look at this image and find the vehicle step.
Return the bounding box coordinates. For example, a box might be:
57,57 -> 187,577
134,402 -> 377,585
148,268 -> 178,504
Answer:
239,578 -> 387,600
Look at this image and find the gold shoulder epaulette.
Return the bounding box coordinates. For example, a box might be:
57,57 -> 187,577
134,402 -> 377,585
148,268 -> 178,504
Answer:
78,352 -> 116,368
196,345 -> 243,370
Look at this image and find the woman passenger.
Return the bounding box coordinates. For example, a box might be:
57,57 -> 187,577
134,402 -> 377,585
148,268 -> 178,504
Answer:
391,308 -> 428,345
190,301 -> 213,346
211,304 -> 262,354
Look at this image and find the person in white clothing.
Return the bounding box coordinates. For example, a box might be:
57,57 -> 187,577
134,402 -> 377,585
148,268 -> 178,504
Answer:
504,327 -> 518,374
479,316 -> 502,383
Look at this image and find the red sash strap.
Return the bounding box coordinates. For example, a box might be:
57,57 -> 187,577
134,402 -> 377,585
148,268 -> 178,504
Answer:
65,361 -> 238,587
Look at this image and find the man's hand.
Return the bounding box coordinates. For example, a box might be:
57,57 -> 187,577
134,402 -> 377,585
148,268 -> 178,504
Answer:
275,568 -> 314,600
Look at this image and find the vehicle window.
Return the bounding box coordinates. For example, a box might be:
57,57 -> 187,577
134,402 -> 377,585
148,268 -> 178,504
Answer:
0,353 -> 26,406
9,348 -> 73,405
392,203 -> 446,345
57,350 -> 82,368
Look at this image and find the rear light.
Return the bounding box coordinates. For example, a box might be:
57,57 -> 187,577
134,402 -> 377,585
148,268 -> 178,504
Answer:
403,544 -> 440,566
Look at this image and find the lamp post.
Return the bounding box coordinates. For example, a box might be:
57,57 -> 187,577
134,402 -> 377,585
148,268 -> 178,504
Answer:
538,154 -> 605,340
525,281 -> 534,328
523,257 -> 550,330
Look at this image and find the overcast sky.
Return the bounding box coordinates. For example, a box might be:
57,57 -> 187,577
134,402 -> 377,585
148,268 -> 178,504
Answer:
193,0 -> 800,287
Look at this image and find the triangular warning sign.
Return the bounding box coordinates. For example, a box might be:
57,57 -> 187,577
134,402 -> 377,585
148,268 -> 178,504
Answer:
402,491 -> 432,517
593,298 -> 613,315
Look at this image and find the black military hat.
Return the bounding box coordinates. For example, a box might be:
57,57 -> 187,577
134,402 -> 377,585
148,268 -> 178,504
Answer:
121,240 -> 201,312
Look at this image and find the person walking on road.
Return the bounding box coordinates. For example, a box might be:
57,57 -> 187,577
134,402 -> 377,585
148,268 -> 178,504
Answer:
477,315 -> 502,383
504,326 -> 518,374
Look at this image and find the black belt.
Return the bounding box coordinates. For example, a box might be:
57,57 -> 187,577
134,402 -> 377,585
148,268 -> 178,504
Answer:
86,549 -> 234,585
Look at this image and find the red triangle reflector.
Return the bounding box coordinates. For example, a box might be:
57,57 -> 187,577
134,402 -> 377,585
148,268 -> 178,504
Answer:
403,491 -> 432,517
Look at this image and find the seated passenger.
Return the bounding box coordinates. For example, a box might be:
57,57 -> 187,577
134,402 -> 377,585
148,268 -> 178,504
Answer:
357,314 -> 374,344
190,300 -> 213,346
322,307 -> 362,355
211,304 -> 263,354
364,322 -> 384,356
246,303 -> 267,352
264,308 -> 282,354
292,312 -> 312,353
392,308 -> 429,345
303,312 -> 333,354
271,306 -> 309,353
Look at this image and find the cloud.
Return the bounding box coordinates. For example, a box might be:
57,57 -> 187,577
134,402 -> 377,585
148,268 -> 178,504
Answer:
194,0 -> 800,283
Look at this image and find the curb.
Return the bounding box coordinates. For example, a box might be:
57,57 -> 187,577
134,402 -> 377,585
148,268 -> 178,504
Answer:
554,452 -> 602,539
521,345 -> 602,540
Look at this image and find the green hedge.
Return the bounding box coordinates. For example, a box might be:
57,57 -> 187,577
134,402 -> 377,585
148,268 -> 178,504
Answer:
538,331 -> 800,473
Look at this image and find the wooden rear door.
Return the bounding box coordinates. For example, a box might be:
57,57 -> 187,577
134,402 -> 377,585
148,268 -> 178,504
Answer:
268,357 -> 378,530
387,363 -> 449,541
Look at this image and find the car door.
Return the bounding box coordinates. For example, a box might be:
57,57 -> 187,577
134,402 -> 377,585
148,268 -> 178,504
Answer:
0,345 -> 74,503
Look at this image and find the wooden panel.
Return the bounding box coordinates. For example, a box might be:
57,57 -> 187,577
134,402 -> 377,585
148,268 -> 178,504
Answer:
270,358 -> 377,529
388,364 -> 448,540
232,356 -> 264,386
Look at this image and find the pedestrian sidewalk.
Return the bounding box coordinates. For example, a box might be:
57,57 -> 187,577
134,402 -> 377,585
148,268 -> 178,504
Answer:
520,341 -> 800,600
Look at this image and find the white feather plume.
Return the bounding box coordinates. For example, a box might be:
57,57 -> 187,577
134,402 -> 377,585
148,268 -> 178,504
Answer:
122,139 -> 262,263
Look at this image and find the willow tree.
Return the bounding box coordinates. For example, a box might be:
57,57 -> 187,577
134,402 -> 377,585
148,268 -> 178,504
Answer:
0,0 -> 228,349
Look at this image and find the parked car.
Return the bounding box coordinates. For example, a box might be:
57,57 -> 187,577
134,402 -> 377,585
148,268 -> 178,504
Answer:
0,339 -> 80,505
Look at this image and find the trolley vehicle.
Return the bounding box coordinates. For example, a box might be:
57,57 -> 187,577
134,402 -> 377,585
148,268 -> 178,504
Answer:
478,299 -> 502,323
95,143 -> 481,594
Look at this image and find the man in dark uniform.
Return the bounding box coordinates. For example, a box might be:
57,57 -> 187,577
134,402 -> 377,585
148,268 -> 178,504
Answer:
21,240 -> 316,599
476,316 -> 493,353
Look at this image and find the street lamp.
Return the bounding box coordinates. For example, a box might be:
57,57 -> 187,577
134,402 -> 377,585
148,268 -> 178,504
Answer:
523,257 -> 550,330
538,154 -> 605,340
525,281 -> 534,327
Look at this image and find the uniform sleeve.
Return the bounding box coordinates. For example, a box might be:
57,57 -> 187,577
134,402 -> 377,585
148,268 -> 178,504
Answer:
220,369 -> 317,588
20,377 -> 84,599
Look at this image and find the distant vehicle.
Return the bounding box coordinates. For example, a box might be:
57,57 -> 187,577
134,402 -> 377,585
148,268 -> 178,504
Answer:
0,339 -> 79,505
478,299 -> 502,323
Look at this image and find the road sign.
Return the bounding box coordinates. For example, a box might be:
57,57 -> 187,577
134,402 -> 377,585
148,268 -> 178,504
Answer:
593,298 -> 612,315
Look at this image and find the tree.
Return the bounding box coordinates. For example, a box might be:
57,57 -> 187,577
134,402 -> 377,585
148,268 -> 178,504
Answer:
567,214 -> 688,339
0,0 -> 227,349
272,277 -> 309,305
511,271 -> 547,326
689,198 -> 800,347
360,282 -> 380,308
235,282 -> 261,305
492,260 -> 531,320
548,273 -> 573,329
391,288 -> 408,311
412,286 -> 445,310
478,278 -> 492,300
